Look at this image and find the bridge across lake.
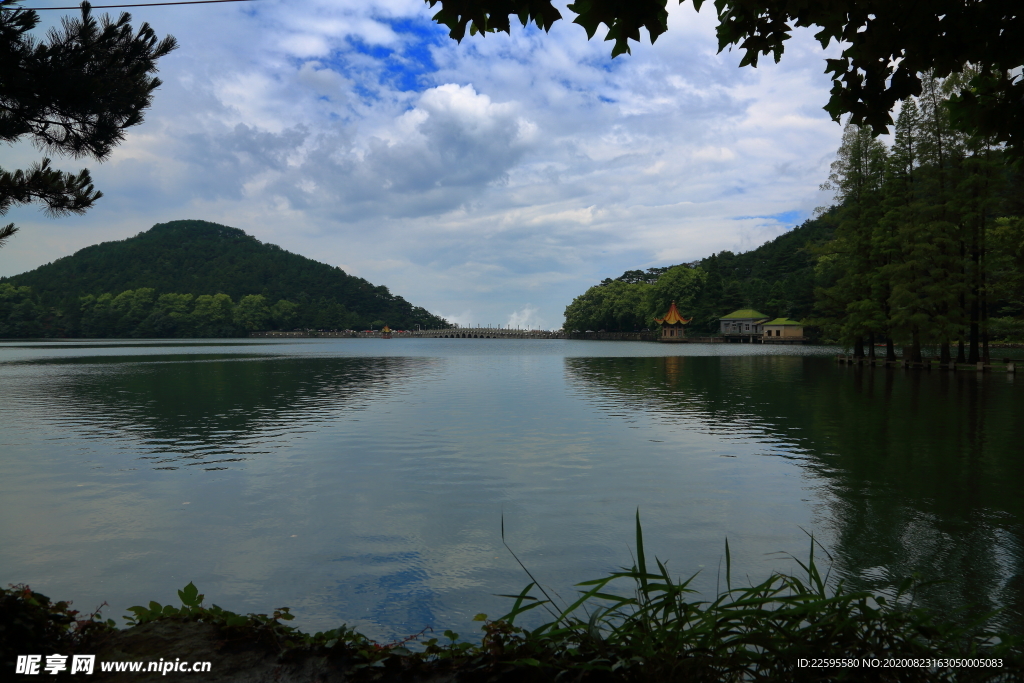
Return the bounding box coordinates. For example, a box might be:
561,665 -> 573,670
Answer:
250,328 -> 566,339
407,328 -> 565,339
249,329 -> 737,342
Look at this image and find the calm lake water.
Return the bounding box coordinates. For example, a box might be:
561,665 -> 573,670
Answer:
1,339 -> 1022,640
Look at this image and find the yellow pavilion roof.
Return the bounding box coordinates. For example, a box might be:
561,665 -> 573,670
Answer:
381,325 -> 391,332
655,301 -> 691,326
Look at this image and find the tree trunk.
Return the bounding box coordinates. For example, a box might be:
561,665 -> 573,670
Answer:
886,338 -> 896,362
911,329 -> 923,363
868,332 -> 876,359
968,211 -> 982,364
854,337 -> 865,359
980,208 -> 990,364
978,145 -> 992,365
940,341 -> 951,364
968,298 -> 980,364
957,238 -> 967,364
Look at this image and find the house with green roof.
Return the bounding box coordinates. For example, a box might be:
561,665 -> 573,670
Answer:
762,317 -> 805,342
719,309 -> 770,338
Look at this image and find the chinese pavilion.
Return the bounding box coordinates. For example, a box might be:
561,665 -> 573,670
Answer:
381,325 -> 392,339
654,301 -> 691,343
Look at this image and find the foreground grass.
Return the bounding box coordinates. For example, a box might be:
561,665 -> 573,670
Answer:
3,515 -> 1022,681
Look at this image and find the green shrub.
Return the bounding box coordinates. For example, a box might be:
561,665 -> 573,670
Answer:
988,317 -> 1024,342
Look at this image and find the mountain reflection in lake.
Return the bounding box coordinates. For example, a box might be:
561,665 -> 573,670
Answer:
4,353 -> 441,470
1,340 -> 1021,640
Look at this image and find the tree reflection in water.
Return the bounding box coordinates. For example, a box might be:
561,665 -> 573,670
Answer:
564,355 -> 1024,632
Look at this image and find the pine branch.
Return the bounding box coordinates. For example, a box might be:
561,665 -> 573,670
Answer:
0,159 -> 102,216
0,222 -> 18,248
0,2 -> 177,158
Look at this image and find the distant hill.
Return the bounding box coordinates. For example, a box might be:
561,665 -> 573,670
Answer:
700,216 -> 834,286
1,219 -> 449,337
565,215 -> 836,333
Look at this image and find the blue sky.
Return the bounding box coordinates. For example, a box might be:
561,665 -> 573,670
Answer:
2,0 -> 846,327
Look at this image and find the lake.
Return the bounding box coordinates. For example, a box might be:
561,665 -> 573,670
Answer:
1,339 -> 1022,640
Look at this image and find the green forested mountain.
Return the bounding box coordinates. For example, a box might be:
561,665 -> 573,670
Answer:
0,219 -> 449,338
564,215 -> 835,334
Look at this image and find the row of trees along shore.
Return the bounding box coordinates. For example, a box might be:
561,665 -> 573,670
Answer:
817,71 -> 1024,364
564,72 -> 1024,356
0,286 -> 406,339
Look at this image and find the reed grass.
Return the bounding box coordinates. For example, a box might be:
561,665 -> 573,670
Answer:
479,511 -> 1022,681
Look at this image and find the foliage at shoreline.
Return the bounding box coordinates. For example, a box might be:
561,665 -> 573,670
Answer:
0,284 -> 356,339
0,220 -> 448,337
4,518 -> 1021,681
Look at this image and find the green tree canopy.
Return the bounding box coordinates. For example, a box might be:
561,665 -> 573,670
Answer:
0,1 -> 176,247
564,265 -> 706,332
234,294 -> 271,332
192,293 -> 235,337
645,264 -> 705,322
426,0 -> 1023,153
271,299 -> 299,330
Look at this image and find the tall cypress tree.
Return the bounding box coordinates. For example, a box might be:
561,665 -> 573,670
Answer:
876,100 -> 920,361
945,69 -> 1004,363
816,123 -> 888,356
901,74 -> 970,363
883,90 -> 963,363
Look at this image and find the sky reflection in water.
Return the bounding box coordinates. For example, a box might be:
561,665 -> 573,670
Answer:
0,339 -> 1021,639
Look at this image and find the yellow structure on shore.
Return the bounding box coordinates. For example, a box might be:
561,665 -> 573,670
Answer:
654,301 -> 691,342
762,318 -> 804,341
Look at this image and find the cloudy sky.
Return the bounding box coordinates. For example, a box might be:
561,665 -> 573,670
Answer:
3,0 -> 847,328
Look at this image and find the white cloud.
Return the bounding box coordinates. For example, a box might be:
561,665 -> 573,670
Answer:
437,310 -> 474,328
0,0 -> 848,327
507,305 -> 544,330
